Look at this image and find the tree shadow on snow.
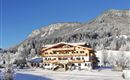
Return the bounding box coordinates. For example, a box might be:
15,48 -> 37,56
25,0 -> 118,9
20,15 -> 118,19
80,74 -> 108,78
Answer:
15,73 -> 52,80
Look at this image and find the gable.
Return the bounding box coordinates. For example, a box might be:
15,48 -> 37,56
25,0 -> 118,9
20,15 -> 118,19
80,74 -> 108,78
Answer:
40,42 -> 93,54
41,43 -> 74,52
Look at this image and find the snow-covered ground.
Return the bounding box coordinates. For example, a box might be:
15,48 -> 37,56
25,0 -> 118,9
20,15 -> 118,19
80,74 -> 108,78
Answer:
122,70 -> 130,80
3,69 -> 123,80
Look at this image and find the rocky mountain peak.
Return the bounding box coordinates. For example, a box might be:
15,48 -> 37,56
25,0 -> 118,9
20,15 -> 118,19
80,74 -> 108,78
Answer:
102,9 -> 130,18
28,22 -> 82,38
90,9 -> 130,24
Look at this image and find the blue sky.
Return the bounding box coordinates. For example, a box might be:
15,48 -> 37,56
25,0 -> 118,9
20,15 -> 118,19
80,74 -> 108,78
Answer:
0,0 -> 130,48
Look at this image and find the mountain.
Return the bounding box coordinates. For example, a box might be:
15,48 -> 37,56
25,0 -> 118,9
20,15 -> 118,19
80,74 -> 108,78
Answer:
0,48 -> 4,53
0,48 -> 7,53
9,9 -> 130,55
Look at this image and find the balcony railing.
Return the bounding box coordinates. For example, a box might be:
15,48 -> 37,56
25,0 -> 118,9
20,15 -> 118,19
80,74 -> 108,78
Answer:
51,47 -> 75,51
69,60 -> 85,63
43,60 -> 86,64
43,60 -> 58,63
42,53 -> 87,57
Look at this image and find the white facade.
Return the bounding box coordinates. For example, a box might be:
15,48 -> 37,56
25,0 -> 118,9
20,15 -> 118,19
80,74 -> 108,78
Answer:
41,42 -> 97,71
43,63 -> 55,69
72,62 -> 92,70
43,56 -> 89,62
43,56 -> 92,70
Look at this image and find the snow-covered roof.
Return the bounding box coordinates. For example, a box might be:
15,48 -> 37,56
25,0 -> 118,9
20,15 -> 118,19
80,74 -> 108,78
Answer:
42,42 -> 86,47
41,42 -> 92,52
29,58 -> 43,63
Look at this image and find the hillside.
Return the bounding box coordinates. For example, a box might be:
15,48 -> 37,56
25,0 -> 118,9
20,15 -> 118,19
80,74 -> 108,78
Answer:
9,9 -> 130,55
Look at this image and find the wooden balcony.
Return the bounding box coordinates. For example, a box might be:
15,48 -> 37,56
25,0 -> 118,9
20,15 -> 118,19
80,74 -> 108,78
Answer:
51,47 -> 75,51
43,60 -> 87,64
43,60 -> 58,63
68,60 -> 85,63
42,53 -> 87,57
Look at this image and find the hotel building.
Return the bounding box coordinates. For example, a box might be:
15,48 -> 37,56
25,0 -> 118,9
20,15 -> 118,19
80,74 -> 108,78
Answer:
40,42 -> 98,71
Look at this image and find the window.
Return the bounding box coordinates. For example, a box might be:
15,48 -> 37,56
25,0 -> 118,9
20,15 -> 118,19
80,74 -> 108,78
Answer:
50,52 -> 52,54
72,64 -> 75,66
85,63 -> 87,66
76,51 -> 78,53
48,58 -> 51,60
80,51 -> 84,53
82,57 -> 84,60
76,57 -> 80,60
63,58 -> 68,60
66,52 -> 69,54
78,63 -> 81,66
45,52 -> 48,54
53,51 -> 56,54
53,58 -> 56,60
44,58 -> 47,60
59,58 -> 61,60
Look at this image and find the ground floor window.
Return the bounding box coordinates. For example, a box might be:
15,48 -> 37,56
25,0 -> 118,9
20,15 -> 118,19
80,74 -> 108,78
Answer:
85,63 -> 87,66
44,63 -> 50,66
72,63 -> 75,66
76,57 -> 81,60
44,64 -> 47,66
78,63 -> 81,66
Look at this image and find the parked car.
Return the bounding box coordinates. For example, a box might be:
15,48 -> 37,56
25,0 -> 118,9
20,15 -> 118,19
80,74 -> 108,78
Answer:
122,70 -> 130,80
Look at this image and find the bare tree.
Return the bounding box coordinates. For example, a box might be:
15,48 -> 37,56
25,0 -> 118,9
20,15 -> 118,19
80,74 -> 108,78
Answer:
28,48 -> 36,59
101,50 -> 108,67
16,45 -> 27,60
119,42 -> 130,51
2,52 -> 14,80
108,51 -> 130,70
117,52 -> 130,70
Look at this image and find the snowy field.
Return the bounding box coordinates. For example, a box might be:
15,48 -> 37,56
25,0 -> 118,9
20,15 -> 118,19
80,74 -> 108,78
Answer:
2,69 -> 123,80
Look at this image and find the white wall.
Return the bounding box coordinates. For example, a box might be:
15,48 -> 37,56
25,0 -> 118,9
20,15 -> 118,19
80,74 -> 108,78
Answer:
74,62 -> 92,70
84,56 -> 89,61
43,63 -> 54,69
